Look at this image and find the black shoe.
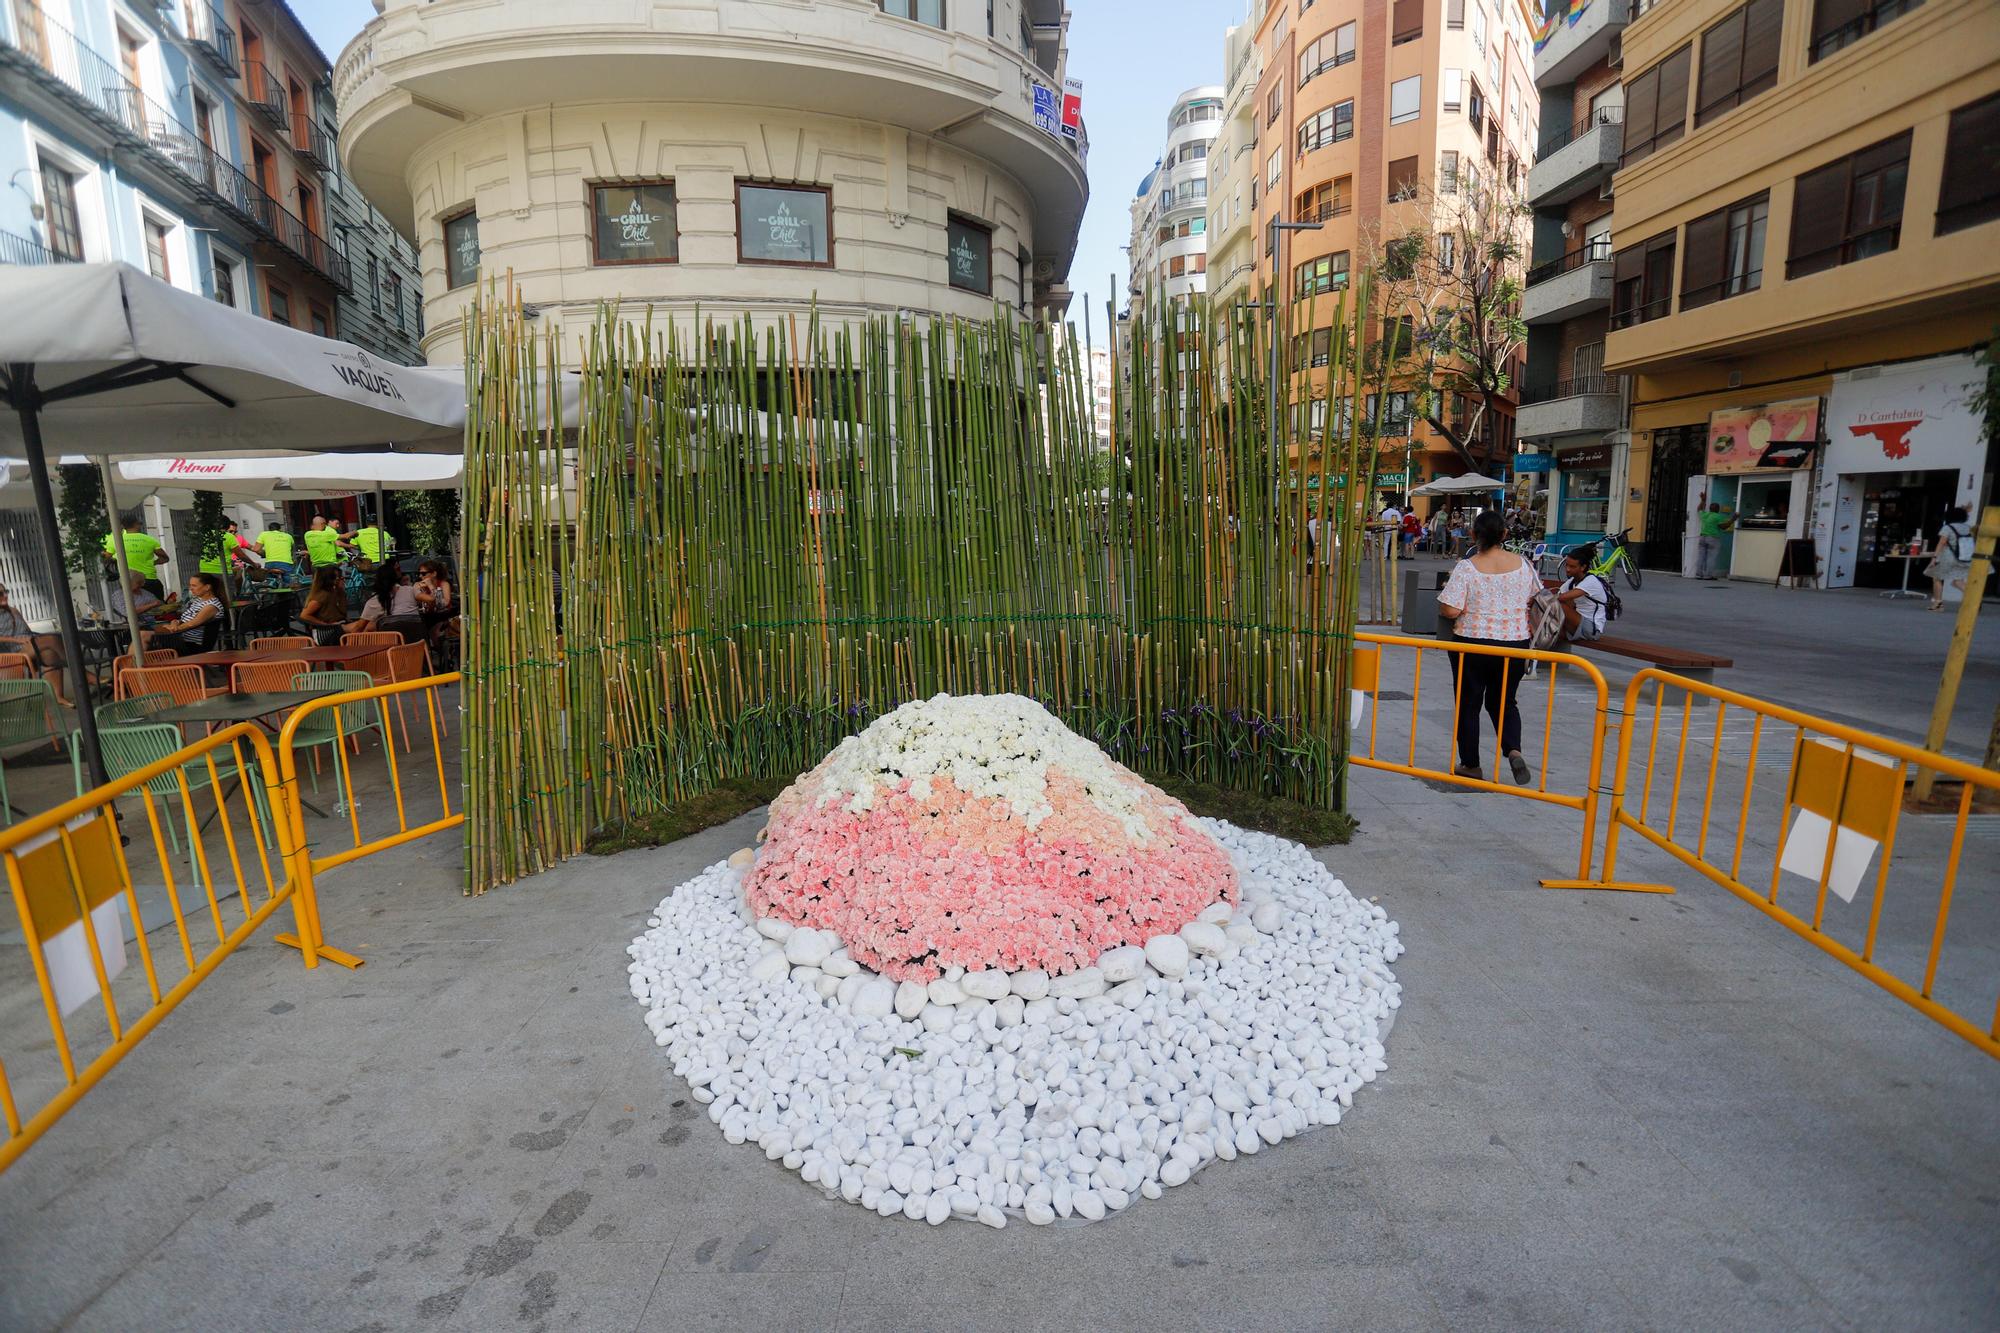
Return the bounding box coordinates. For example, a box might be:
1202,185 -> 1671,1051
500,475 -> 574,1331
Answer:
1453,763 -> 1484,781
1507,751 -> 1531,785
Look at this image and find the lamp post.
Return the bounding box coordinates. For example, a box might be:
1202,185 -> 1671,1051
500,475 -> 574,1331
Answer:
1266,218 -> 1325,469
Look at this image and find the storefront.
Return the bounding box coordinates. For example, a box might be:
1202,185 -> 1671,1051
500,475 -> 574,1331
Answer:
1550,443 -> 1615,545
1812,354 -> 1988,589
1687,397 -> 1820,581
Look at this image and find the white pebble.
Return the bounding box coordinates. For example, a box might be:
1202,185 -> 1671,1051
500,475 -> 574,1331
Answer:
1143,934 -> 1190,978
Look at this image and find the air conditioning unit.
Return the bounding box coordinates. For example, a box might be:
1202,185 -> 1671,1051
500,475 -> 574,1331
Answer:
1599,179 -> 1616,201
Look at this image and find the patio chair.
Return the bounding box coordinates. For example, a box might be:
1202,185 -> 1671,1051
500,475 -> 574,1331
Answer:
249,635 -> 313,652
0,652 -> 31,681
88,722 -> 271,861
229,659 -> 310,694
288,670 -> 391,812
72,692 -> 178,795
340,631 -> 401,688
0,679 -> 65,823
383,641 -> 436,751
116,664 -> 205,706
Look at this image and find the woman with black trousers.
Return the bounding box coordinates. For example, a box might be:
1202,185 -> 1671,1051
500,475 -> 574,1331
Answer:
1436,510 -> 1538,785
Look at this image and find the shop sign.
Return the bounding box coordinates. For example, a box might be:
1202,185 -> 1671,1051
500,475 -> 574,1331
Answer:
1061,79 -> 1083,142
1824,356 -> 1984,476
1032,84 -> 1060,138
1707,397 -> 1820,474
1513,453 -> 1552,474
1558,445 -> 1611,470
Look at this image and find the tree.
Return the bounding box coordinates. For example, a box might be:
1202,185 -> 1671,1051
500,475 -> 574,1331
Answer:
55,463 -> 106,577
1360,177 -> 1531,472
191,490 -> 228,580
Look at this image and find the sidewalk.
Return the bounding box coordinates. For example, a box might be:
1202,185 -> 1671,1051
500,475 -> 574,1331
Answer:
1,758 -> 1994,1330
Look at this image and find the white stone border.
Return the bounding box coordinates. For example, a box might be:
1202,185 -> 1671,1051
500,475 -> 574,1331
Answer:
628,821 -> 1402,1228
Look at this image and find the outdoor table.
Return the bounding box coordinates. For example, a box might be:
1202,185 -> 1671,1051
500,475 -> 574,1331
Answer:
170,642 -> 387,669
151,688 -> 338,822
1877,551 -> 1928,599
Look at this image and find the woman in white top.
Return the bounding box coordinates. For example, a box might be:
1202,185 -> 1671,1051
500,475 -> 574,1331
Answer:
1925,506 -> 1972,611
1438,510 -> 1540,784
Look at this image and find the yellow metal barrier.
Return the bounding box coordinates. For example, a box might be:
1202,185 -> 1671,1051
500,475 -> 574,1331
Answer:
1600,669 -> 2000,1058
0,723 -> 322,1172
1352,632 -> 1657,889
272,672 -> 463,967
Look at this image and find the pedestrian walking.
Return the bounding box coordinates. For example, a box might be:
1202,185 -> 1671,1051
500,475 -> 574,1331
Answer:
1437,510 -> 1538,785
1925,506 -> 1974,610
1696,501 -> 1736,579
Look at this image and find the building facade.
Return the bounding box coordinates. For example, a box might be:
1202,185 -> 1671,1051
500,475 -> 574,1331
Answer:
1206,17 -> 1265,394
1251,0 -> 1541,492
1128,87 -> 1224,308
336,0 -> 1089,364
330,179 -> 423,364
1603,0 -> 1998,585
1518,0 -> 1630,551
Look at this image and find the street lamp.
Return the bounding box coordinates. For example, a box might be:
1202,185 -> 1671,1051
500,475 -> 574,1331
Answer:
1265,218 -> 1324,467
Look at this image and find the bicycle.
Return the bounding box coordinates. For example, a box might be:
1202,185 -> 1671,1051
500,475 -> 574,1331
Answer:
1590,527 -> 1643,590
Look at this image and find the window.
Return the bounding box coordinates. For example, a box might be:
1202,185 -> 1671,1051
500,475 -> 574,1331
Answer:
1390,76 -> 1422,125
1392,0 -> 1422,43
947,212 -> 993,294
1448,0 -> 1465,27
389,274 -> 405,332
1621,46 -> 1691,167
1440,150 -> 1459,194
210,252 -> 237,307
737,182 -> 834,266
1438,232 -> 1457,274
591,181 -> 680,265
1185,178 -> 1208,201
1387,156 -> 1420,202
267,281 -> 292,326
1442,69 -> 1463,112
117,24 -> 143,89
1266,147 -> 1281,188
1810,0 -> 1923,62
143,217 -> 171,281
1786,132 -> 1910,278
1190,217 -> 1206,234
1294,252 -> 1349,298
1696,0 -> 1781,128
1297,102 -> 1354,154
442,209 -> 480,288
38,155 -> 83,261
1470,3 -> 1486,50
1935,90 -> 2000,236
1268,86 -> 1283,127
1190,253 -> 1206,274
1298,23 -> 1356,83
1296,179 -> 1349,221
1294,327 -> 1333,369
1611,231 -> 1675,328
1467,81 -> 1485,126
987,0 -> 994,36
879,0 -> 945,28
295,182 -> 317,236
1170,255 -> 1187,277
309,304 -> 331,338
367,255 -> 380,314
1680,192 -> 1767,309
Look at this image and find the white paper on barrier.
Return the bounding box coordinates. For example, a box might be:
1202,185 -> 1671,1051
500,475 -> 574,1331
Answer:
45,898 -> 128,1017
1350,689 -> 1367,731
1777,809 -> 1878,904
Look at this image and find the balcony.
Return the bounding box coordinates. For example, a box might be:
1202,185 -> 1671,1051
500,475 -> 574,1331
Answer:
242,59 -> 289,131
1529,107 -> 1622,205
0,227 -> 78,266
1534,0 -> 1628,86
185,2 -> 238,76
293,116 -> 336,171
1516,374 -> 1624,441
1523,241 -> 1612,324
336,0 -> 1088,267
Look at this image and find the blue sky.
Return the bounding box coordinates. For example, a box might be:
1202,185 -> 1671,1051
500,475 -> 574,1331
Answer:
292,0 -> 1248,333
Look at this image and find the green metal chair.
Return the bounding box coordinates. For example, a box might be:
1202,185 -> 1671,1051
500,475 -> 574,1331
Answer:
0,679 -> 65,824
84,722 -> 272,863
71,693 -> 179,796
289,670 -> 391,814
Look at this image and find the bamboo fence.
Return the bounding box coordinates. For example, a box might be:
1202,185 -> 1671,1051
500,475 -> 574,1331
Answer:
461,282 -> 1388,893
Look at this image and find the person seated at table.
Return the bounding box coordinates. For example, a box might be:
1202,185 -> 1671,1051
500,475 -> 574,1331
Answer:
414,560 -> 455,645
142,572 -> 228,656
257,520 -> 296,579
299,568 -> 351,646
350,565 -> 425,642
109,568 -> 173,628
0,581 -> 77,703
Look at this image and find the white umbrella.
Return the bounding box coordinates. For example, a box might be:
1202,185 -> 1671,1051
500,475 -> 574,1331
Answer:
0,262 -> 466,786
1409,472 -> 1508,496
117,452 -> 461,495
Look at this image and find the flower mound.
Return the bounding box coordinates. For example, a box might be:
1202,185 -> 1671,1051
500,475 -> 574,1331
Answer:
746,694 -> 1236,982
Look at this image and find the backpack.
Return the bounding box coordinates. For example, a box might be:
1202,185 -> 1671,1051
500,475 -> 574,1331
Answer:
1528,586 -> 1566,650
1598,576 -> 1623,623
1944,524 -> 1973,563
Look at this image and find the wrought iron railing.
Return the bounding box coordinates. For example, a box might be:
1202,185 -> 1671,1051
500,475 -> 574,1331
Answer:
0,227 -> 75,266
1526,237 -> 1613,287
241,58 -> 289,130
293,116 -> 336,170
184,1 -> 238,75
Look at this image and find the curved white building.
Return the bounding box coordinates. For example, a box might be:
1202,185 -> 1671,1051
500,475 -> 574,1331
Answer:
1127,86 -> 1223,308
335,0 -> 1087,361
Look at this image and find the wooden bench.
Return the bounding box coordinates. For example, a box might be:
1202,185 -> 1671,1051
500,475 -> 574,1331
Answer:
1574,634 -> 1734,686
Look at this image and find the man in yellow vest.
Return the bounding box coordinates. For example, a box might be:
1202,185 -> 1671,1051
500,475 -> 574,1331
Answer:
257,520 -> 297,578
102,512 -> 169,597
302,516 -> 343,570
353,519 -> 393,567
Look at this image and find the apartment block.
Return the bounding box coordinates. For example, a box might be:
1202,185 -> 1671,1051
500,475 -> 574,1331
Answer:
1129,87 -> 1224,309
1601,0 -> 1997,586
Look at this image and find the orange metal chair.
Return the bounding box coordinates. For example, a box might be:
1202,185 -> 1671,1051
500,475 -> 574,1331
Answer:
341,631 -> 401,689
251,635 -> 314,651
142,648 -> 180,664
383,641 -> 438,751
0,652 -> 30,681
229,659 -> 310,694
115,664 -> 205,705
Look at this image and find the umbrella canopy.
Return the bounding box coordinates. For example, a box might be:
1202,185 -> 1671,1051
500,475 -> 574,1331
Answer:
117,452 -> 462,497
1408,472 -> 1508,496
0,264 -> 464,456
